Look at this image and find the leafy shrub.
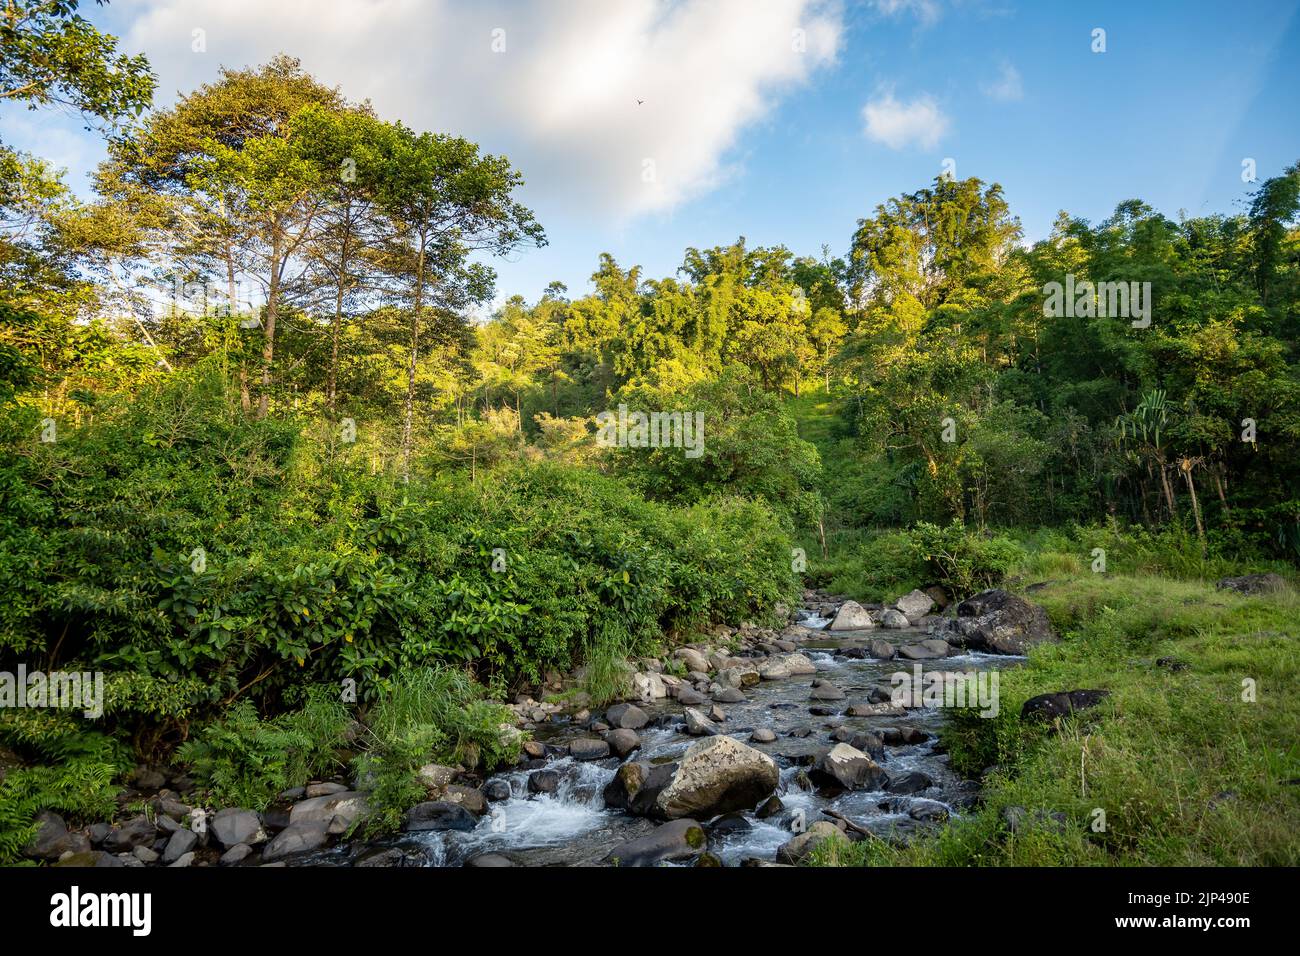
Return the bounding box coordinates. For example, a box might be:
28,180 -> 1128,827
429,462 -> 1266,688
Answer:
176,687 -> 350,809
907,520 -> 1023,595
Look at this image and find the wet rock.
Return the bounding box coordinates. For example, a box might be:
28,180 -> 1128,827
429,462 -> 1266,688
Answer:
896,589 -> 936,622
684,707 -> 717,736
908,800 -> 949,823
809,743 -> 888,793
713,687 -> 746,703
522,740 -> 547,759
483,779 -> 513,801
527,770 -> 560,795
262,821 -> 329,861
776,821 -> 842,864
402,801 -> 477,833
211,808 -> 265,848
102,815 -> 158,853
937,589 -> 1056,655
898,639 -> 950,660
568,738 -> 612,761
605,819 -> 706,867
603,761 -> 679,815
160,828 -> 198,864
466,852 -> 518,867
750,728 -> 776,744
219,844 -> 253,866
1020,689 -> 1110,722
809,679 -> 846,701
442,784 -> 488,815
879,609 -> 910,629
828,601 -> 875,631
886,771 -> 934,795
899,727 -> 930,744
758,652 -> 817,680
849,732 -> 884,759
868,639 -> 896,660
708,812 -> 752,835
605,728 -> 643,758
627,736 -> 781,821
605,703 -> 649,730
675,687 -> 707,706
755,795 -> 784,818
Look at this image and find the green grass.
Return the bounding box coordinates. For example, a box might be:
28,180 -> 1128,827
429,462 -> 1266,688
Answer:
809,564 -> 1300,867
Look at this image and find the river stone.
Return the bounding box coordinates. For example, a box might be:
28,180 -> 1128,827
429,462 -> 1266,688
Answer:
102,815 -> 158,852
683,707 -> 716,736
898,640 -> 948,660
211,808 -> 265,848
809,679 -> 845,701
828,600 -> 875,631
25,812 -> 89,861
1021,689 -> 1110,722
809,743 -> 888,793
868,639 -> 896,659
673,648 -> 712,673
632,672 -> 667,701
756,795 -> 784,818
528,770 -> 560,795
850,732 -> 884,758
605,728 -> 643,758
484,779 -> 513,801
776,821 -> 842,864
219,844 -> 253,866
675,687 -> 707,706
908,800 -> 950,823
896,589 -> 936,621
653,736 -> 780,820
604,819 -> 706,867
168,851 -> 195,868
262,821 -> 329,861
305,781 -> 349,798
442,784 -> 488,815
402,801 -> 477,832
937,589 -> 1056,655
603,761 -> 679,815
160,827 -> 198,864
750,728 -> 777,744
886,771 -> 934,795
133,846 -> 159,863
879,608 -> 910,629
568,738 -> 612,761
289,791 -> 369,831
759,652 -> 817,680
466,852 -> 518,867
713,687 -> 746,703
416,763 -> 458,792
605,703 -> 649,730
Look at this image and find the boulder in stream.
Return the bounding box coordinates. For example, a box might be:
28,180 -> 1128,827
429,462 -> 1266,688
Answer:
605,735 -> 780,822
828,600 -> 875,630
936,588 -> 1056,655
604,819 -> 706,867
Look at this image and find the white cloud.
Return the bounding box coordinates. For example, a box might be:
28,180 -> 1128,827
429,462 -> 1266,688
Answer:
861,90 -> 949,149
119,0 -> 842,222
981,61 -> 1023,101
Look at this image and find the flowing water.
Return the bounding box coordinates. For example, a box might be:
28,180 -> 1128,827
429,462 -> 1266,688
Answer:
301,615 -> 1018,866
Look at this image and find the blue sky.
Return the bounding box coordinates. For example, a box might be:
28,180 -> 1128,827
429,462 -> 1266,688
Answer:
4,0 -> 1299,308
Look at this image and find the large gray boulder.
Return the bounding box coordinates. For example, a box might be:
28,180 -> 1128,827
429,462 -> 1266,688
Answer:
604,735 -> 779,821
25,812 -> 90,861
808,743 -> 888,793
289,790 -> 369,832
211,808 -> 266,849
895,588 -> 936,621
828,600 -> 875,631
937,589 -> 1056,655
604,819 -> 706,867
261,821 -> 329,862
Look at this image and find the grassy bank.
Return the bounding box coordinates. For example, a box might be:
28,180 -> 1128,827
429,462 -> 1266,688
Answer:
809,564 -> 1300,866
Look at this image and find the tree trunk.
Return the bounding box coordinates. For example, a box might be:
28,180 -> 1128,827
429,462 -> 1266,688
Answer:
401,233 -> 427,477
258,230 -> 283,420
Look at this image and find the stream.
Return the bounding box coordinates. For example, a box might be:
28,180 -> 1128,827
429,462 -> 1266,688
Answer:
300,605 -> 1017,866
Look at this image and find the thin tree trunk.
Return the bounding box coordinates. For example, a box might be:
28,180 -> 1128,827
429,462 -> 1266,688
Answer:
402,233 -> 427,476
258,231 -> 283,420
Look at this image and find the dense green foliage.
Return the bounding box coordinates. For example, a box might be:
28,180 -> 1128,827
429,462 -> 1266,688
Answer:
0,9 -> 1296,864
